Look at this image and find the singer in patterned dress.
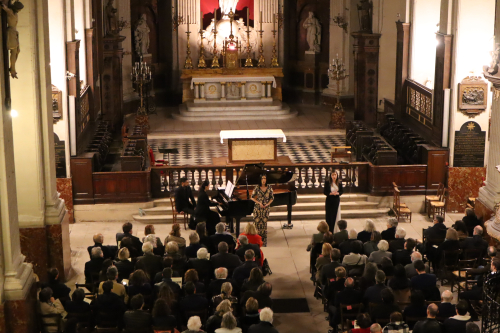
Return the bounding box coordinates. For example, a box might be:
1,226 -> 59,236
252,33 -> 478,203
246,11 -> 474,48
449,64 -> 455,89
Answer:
251,175 -> 274,246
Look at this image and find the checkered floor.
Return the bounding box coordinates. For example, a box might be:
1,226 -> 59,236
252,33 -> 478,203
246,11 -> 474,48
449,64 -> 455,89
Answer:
148,135 -> 346,166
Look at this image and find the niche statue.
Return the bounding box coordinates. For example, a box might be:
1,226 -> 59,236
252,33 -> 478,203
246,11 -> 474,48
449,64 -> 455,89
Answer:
303,12 -> 321,53
1,1 -> 24,79
357,0 -> 373,33
105,0 -> 118,36
135,14 -> 150,56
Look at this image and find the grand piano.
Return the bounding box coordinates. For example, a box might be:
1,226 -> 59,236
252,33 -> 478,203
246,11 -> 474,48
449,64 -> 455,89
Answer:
214,164 -> 298,237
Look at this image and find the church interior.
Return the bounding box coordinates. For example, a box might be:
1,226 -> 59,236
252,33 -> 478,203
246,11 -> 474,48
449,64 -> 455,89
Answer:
1,0 -> 500,332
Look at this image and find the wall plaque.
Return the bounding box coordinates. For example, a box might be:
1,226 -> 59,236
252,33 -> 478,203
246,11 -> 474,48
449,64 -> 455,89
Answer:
458,76 -> 487,118
453,121 -> 485,167
54,134 -> 67,178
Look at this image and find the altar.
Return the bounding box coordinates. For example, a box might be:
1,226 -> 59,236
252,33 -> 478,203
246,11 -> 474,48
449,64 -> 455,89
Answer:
220,129 -> 286,163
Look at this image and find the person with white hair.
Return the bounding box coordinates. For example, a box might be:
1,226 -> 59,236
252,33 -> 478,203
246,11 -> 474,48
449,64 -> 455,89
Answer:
357,219 -> 376,243
87,233 -> 115,259
136,241 -> 163,281
339,229 -> 363,256
404,251 -> 429,278
381,217 -> 399,241
389,227 -> 407,252
186,231 -> 206,259
247,307 -> 278,333
85,246 -> 105,283
182,315 -> 205,333
368,240 -> 392,265
186,247 -> 213,283
236,234 -> 263,266
438,290 -> 456,319
210,222 -> 236,251
142,224 -> 165,255
461,225 -> 488,253
208,267 -> 236,299
370,323 -> 382,333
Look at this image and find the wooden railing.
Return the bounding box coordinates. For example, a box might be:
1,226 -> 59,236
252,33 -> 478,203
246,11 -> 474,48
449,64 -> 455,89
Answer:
79,85 -> 92,138
404,79 -> 433,129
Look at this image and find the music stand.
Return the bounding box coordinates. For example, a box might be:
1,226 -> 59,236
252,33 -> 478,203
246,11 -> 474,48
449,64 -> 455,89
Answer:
158,148 -> 179,165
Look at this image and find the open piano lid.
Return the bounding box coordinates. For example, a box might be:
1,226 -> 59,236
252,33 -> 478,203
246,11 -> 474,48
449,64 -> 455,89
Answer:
235,163 -> 297,186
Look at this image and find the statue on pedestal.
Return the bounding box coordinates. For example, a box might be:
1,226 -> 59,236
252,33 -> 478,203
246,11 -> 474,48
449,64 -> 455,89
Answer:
105,0 -> 118,36
219,0 -> 239,17
1,1 -> 24,79
303,12 -> 321,53
134,14 -> 150,56
357,0 -> 373,33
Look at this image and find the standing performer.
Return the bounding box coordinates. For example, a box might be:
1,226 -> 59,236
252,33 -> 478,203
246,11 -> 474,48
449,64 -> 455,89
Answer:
324,171 -> 343,232
193,180 -> 221,234
251,175 -> 274,247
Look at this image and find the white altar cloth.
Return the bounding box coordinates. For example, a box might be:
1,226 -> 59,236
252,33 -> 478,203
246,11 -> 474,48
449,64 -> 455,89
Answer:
191,75 -> 277,89
220,129 -> 286,144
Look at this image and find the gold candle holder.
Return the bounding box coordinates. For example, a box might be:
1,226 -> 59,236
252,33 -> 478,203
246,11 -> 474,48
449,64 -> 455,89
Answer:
270,14 -> 279,68
197,28 -> 206,68
184,30 -> 193,69
257,30 -> 266,68
211,29 -> 220,68
244,20 -> 253,66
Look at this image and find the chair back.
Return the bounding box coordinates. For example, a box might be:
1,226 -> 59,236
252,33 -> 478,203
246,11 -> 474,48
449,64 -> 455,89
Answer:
463,248 -> 483,263
39,313 -> 62,333
169,196 -> 177,214
437,183 -> 445,200
442,249 -> 461,268
393,188 -> 402,215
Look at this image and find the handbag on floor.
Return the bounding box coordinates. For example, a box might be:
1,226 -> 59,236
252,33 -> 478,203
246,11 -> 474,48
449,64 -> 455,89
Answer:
262,258 -> 273,276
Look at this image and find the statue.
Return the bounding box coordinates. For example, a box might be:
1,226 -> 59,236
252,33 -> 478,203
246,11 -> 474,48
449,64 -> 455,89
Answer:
357,0 -> 373,33
1,1 -> 24,79
303,12 -> 321,53
487,43 -> 500,75
104,0 -> 118,36
134,14 -> 150,55
219,0 -> 239,16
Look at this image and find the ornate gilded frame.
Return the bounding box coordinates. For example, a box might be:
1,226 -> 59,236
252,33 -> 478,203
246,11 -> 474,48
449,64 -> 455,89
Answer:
458,76 -> 488,118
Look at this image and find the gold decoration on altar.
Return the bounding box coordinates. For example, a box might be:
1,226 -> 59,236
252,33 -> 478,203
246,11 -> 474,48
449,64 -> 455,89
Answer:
271,13 -> 279,68
197,11 -> 206,68
211,11 -> 220,68
184,15 -> 193,69
257,11 -> 266,68
222,8 -> 241,69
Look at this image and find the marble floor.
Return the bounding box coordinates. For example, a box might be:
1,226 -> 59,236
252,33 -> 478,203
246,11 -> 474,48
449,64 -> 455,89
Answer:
66,211 -> 464,333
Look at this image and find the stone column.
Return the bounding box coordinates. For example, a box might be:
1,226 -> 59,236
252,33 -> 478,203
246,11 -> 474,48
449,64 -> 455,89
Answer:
221,82 -> 226,100
241,82 -> 246,100
11,0 -> 70,282
200,83 -> 205,99
194,83 -> 200,99
118,0 -> 135,107
267,82 -> 272,98
261,82 -> 267,98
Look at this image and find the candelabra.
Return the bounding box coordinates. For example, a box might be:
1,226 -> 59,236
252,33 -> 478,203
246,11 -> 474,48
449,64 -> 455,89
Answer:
211,27 -> 220,68
270,14 -> 279,68
184,15 -> 193,69
327,54 -> 349,129
172,6 -> 183,31
198,28 -> 206,68
332,13 -> 348,33
244,9 -> 253,67
257,30 -> 266,67
131,57 -> 153,132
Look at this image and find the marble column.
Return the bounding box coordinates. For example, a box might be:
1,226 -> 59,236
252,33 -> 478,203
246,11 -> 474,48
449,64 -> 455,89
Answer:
11,0 -> 70,282
118,0 -> 135,105
194,83 -> 200,99
261,82 -> 267,98
241,82 -> 246,100
221,82 -> 226,100
200,83 -> 205,99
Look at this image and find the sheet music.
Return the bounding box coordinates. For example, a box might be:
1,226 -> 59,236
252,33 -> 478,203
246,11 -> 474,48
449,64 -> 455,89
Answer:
225,180 -> 235,198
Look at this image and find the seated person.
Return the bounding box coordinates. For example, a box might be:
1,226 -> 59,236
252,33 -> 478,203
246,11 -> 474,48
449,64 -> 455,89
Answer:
369,289 -> 400,322
135,242 -> 163,283
123,294 -> 152,333
211,242 -> 243,278
212,282 -> 238,313
315,243 -> 333,282
196,221 -> 214,253
403,290 -> 428,329
436,228 -> 461,267
357,219 -> 376,244
64,288 -> 90,314
460,226 -> 488,254
151,298 -> 176,330
342,240 -> 367,269
116,222 -> 143,255
381,257 -> 395,277
174,177 -> 196,216
412,303 -> 443,333
368,240 -> 392,265
333,219 -> 349,246
307,221 -> 330,250
358,263 -> 378,292
186,247 -> 213,284
194,180 -> 221,233
206,300 -> 233,333
388,264 -> 410,291
184,268 -> 206,294
236,235 -> 263,266
185,316 -> 205,333
364,231 -> 382,257
215,312 -> 241,333
127,269 -> 152,303
351,313 -> 372,333
142,224 -> 165,256
98,266 -> 128,303
185,231 -> 207,259
381,218 -> 398,241
382,312 -> 409,333
393,238 -> 416,266
421,215 -> 447,262
328,277 -> 362,327
155,267 -> 182,298
241,282 -> 273,310
165,241 -> 187,276
233,250 -> 260,288
88,233 -> 116,260
85,247 -> 105,284
38,287 -> 67,333
165,223 -> 187,253
90,280 -> 126,328
405,252 -> 429,278
339,229 -> 364,256
364,270 -> 387,305
180,282 -> 209,317
247,307 -> 278,333
211,222 -> 237,251
320,248 -> 343,286
462,208 -> 481,236
325,266 -> 346,305
465,322 -> 480,333
240,223 -> 264,248
410,260 -> 436,291
42,268 -> 71,304
209,267 -> 237,299
241,267 -> 266,293
389,228 -> 406,252
114,247 -> 135,282
438,290 -> 456,319
453,221 -> 469,241
240,298 -> 260,333
120,237 -> 141,259
443,300 -> 472,333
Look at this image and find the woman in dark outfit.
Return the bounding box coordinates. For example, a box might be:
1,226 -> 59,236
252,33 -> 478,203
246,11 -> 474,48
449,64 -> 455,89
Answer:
194,180 -> 221,235
324,171 -> 343,232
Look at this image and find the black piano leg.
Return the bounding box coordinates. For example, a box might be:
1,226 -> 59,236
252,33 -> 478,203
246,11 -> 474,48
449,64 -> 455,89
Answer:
282,203 -> 294,230
227,216 -> 234,233
235,217 -> 241,238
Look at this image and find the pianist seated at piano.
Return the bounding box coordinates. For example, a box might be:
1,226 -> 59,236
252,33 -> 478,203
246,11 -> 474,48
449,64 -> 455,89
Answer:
193,180 -> 221,234
251,175 -> 274,247
175,177 -> 196,218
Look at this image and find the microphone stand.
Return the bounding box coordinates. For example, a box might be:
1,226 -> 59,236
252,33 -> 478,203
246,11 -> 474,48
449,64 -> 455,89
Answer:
246,174 -> 249,199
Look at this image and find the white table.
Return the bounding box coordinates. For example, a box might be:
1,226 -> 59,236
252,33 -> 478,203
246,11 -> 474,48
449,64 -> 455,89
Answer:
220,129 -> 286,163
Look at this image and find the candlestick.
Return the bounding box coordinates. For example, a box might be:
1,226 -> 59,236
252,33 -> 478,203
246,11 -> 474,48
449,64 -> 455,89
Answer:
273,11 -> 275,31
187,15 -> 190,32
260,11 -> 262,31
184,30 -> 193,69
200,11 -> 203,29
198,12 -> 206,68
257,30 -> 265,68
211,18 -> 220,68
271,13 -> 279,68
214,9 -> 217,31
245,9 -> 253,67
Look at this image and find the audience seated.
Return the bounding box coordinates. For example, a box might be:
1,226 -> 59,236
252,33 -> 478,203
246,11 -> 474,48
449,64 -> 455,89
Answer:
209,267 -> 237,299
211,222 -> 237,251
380,257 -> 395,277
364,231 -> 382,257
328,277 -> 362,327
320,248 -> 342,286
393,238 -> 415,266
206,300 -> 233,333
43,267 -> 71,304
403,290 -> 427,327
369,288 -> 400,322
85,247 -> 105,284
240,223 -> 264,248
187,247 -> 214,283
184,268 -> 206,294
165,223 -> 187,253
382,311 -> 409,333
211,242 -> 243,278
389,228 -> 406,253
91,280 -> 126,328
438,290 -> 456,319
436,229 -> 461,267
127,270 -> 153,305
212,282 -> 238,313
307,221 -> 330,250
116,222 -> 143,255
247,307 -> 278,333
462,208 -> 481,237
241,267 -> 266,293
388,264 -> 410,291
357,219 -> 376,244
315,243 -> 333,281
364,270 -> 387,305
241,282 -> 273,310
240,297 -> 260,333
452,221 -> 469,241
339,229 -> 364,256
99,259 -> 114,283
333,220 -> 349,246
180,281 -> 209,315
88,233 -> 115,260
115,247 -> 135,282
142,224 -> 165,256
215,312 -> 242,333
233,250 -> 260,287
460,226 -> 488,254
325,266 -> 346,304
151,298 -> 176,330
465,322 -> 480,333
405,253 -> 429,278
359,262 -> 378,292
123,294 -> 153,333
136,242 -> 163,283
183,315 -> 206,333
157,284 -> 179,315
369,240 -> 392,265
342,239 -> 367,274
166,241 -> 187,275
98,266 -> 129,303
196,222 -> 214,254
38,287 -> 67,333
370,324 -> 382,333
410,260 -> 438,300
64,288 -> 90,314
412,303 -> 443,333
381,218 -> 398,241
422,215 -> 447,262
350,313 -> 372,333
236,235 -> 263,266
186,231 -> 207,259
155,267 -> 181,297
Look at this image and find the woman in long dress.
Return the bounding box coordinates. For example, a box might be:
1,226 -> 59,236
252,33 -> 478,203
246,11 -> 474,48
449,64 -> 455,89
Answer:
324,171 -> 343,232
251,175 -> 274,247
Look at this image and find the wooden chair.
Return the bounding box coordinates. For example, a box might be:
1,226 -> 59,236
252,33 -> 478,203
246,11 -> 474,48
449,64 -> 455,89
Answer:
339,303 -> 363,332
75,283 -> 96,299
428,189 -> 447,219
393,187 -> 412,222
451,259 -> 477,293
463,248 -> 484,265
39,313 -> 62,333
439,250 -> 461,291
392,183 -> 408,210
330,146 -> 353,162
397,300 -> 411,311
393,288 -> 411,305
425,183 -> 445,213
169,196 -> 188,230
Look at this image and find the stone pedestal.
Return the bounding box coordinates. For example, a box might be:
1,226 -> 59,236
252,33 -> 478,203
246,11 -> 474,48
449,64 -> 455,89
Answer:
330,108 -> 346,129
352,33 -> 381,127
304,52 -> 321,92
102,35 -> 126,126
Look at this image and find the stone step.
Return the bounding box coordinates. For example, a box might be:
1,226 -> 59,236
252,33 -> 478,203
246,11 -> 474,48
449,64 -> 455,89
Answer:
186,100 -> 285,111
174,104 -> 298,121
180,108 -> 292,117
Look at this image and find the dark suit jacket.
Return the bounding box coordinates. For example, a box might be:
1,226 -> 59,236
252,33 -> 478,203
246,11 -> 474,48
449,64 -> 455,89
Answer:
208,278 -> 237,298
248,321 -> 279,333
320,261 -> 342,286
236,244 -> 262,263
123,310 -> 153,333
114,259 -> 135,282
91,292 -> 126,326
339,239 -> 363,256
370,303 -> 401,321
194,189 -> 217,219
443,317 -> 471,333
185,243 -> 205,259
461,235 -> 488,253
333,230 -> 349,246
463,215 -> 481,236
41,281 -> 71,302
437,302 -> 456,319
210,252 -> 242,277
425,223 -> 448,241
174,185 -> 196,212
357,230 -> 372,243
363,283 -> 387,305
116,233 -> 143,255
413,318 -> 443,333
154,278 -> 182,297
65,300 -> 91,314
152,315 -> 177,329
84,257 -> 105,283
334,287 -> 363,308
232,261 -> 260,287
393,249 -> 412,266
381,227 -> 397,241
411,273 -> 437,291
210,233 -> 236,252
389,238 -> 406,252
136,253 -> 163,282
87,243 -> 116,260
179,294 -> 208,313
186,258 -> 213,282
